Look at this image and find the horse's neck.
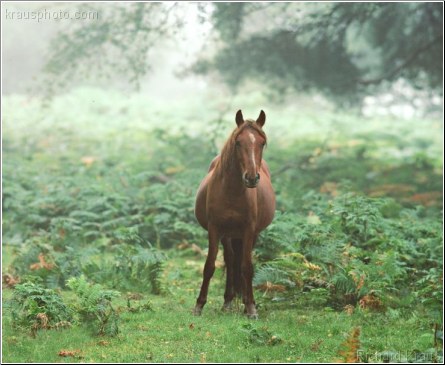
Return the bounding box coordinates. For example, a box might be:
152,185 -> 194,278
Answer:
217,153 -> 245,193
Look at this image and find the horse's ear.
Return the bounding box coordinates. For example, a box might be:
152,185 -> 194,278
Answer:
235,110 -> 244,127
256,110 -> 266,127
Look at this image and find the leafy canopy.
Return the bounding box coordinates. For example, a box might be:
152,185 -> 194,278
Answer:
42,2 -> 443,103
192,2 -> 442,102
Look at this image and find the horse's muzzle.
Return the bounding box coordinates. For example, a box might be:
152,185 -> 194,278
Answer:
243,173 -> 260,188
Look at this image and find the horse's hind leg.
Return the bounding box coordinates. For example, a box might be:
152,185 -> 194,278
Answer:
231,239 -> 243,300
241,232 -> 258,319
193,225 -> 220,316
222,237 -> 235,311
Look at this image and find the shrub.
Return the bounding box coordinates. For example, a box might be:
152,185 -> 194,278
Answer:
10,234 -> 97,289
66,275 -> 120,336
82,227 -> 167,294
8,281 -> 73,334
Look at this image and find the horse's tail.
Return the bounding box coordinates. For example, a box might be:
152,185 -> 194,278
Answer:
231,238 -> 243,298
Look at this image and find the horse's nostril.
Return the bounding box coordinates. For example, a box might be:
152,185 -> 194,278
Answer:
243,172 -> 260,187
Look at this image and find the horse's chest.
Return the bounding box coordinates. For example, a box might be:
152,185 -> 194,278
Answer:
208,196 -> 256,229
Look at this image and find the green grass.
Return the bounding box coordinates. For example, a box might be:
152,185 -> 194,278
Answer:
1,253 -> 437,363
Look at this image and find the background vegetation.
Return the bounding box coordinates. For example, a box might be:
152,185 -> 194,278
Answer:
2,1 -> 443,363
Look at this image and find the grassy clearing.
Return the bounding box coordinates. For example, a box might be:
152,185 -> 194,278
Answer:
2,253 -> 436,363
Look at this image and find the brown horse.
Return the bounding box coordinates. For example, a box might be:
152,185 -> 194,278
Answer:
193,110 -> 275,319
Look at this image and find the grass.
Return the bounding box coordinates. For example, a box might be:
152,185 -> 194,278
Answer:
1,252 -> 437,363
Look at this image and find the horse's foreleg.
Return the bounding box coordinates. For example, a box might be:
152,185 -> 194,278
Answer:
241,232 -> 258,319
222,238 -> 235,311
193,225 -> 219,316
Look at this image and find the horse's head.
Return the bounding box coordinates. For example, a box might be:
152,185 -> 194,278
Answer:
234,110 -> 267,188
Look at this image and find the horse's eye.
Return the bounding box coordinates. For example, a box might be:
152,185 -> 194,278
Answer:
235,141 -> 241,147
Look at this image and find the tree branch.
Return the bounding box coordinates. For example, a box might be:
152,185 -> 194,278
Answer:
357,35 -> 443,86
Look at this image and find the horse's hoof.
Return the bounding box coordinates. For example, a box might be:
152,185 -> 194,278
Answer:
245,304 -> 258,319
192,306 -> 203,316
221,302 -> 233,312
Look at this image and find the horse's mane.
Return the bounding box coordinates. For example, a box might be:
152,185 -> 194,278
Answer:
216,120 -> 267,176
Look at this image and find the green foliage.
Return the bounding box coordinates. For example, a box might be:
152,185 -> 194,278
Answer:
211,3 -> 246,42
2,255 -> 442,363
2,90 -> 442,354
126,298 -> 154,313
2,122 -> 211,252
194,2 -> 442,101
42,3 -> 182,97
240,323 -> 283,346
10,235 -> 96,289
415,268 -> 443,318
331,192 -> 385,243
255,191 -> 442,310
66,276 -> 120,336
34,3 -> 442,103
9,226 -> 168,296
8,282 -> 73,332
83,239 -> 167,294
256,211 -> 303,261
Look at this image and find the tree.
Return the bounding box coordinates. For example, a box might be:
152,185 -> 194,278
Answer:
41,2 -> 181,97
42,2 -> 443,103
192,2 -> 443,102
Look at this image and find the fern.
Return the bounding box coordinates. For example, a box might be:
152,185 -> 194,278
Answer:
254,254 -> 332,308
148,261 -> 164,295
117,241 -> 166,294
11,235 -> 98,289
256,211 -> 304,261
331,193 -> 386,244
74,240 -> 167,294
331,269 -> 358,295
66,275 -> 120,336
8,282 -> 73,332
254,265 -> 296,289
415,267 -> 443,316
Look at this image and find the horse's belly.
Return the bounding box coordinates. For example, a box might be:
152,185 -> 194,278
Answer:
256,181 -> 276,231
214,211 -> 248,238
195,176 -> 211,231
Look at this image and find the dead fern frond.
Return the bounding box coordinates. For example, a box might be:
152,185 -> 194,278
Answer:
58,349 -> 82,358
30,253 -> 55,270
256,281 -> 287,293
359,293 -> 384,312
336,327 -> 361,363
3,273 -> 20,288
343,304 -> 355,316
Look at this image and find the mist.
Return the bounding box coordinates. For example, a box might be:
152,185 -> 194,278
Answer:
2,3 -> 443,362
